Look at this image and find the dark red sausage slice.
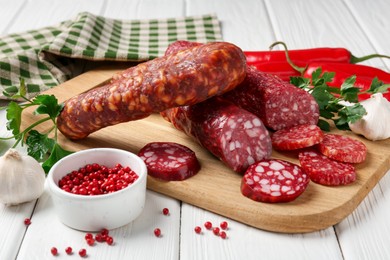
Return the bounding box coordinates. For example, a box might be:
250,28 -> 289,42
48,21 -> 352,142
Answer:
271,124 -> 324,151
318,134 -> 367,163
241,159 -> 309,203
138,142 -> 200,181
298,150 -> 356,186
162,97 -> 272,174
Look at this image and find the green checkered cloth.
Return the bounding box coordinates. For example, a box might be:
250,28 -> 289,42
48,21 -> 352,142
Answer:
0,12 -> 222,99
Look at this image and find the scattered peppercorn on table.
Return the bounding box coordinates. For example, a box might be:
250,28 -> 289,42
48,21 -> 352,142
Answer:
1,0 -> 390,259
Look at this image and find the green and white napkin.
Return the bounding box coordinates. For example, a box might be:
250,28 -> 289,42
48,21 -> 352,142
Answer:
0,12 -> 222,99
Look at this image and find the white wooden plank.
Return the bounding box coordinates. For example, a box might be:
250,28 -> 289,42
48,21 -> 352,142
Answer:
17,188 -> 181,259
102,0 -> 185,19
0,202 -> 37,260
180,204 -> 343,260
335,171 -> 390,260
0,0 -> 26,35
185,0 -> 275,50
6,0 -> 105,33
343,0 -> 390,69
343,0 -> 390,68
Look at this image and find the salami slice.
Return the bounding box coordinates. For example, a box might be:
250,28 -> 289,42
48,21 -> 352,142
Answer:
138,142 -> 200,181
318,134 -> 367,163
57,42 -> 247,140
241,159 -> 309,203
223,66 -> 320,131
298,150 -> 356,186
271,124 -> 324,151
161,97 -> 272,173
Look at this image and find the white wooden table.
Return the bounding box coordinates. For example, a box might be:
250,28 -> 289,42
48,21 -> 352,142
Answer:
1,0 -> 390,259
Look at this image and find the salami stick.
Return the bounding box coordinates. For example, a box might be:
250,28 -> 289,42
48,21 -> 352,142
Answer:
57,42 -> 247,140
161,97 -> 272,173
223,66 -> 320,131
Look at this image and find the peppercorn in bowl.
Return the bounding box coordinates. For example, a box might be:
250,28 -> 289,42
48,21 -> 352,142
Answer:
47,148 -> 147,232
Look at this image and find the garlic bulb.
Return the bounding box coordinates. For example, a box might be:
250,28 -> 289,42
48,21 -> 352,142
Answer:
349,93 -> 390,141
0,149 -> 46,206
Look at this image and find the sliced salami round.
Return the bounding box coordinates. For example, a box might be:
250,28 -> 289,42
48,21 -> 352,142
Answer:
298,150 -> 356,186
318,134 -> 367,163
241,159 -> 309,203
271,124 -> 324,151
138,142 -> 201,181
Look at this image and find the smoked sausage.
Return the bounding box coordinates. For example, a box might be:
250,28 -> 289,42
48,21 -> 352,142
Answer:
57,42 -> 247,140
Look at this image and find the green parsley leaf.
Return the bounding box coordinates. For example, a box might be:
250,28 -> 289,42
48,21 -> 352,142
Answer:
42,143 -> 73,173
340,76 -> 360,102
5,101 -> 23,136
290,76 -> 310,90
365,77 -> 390,94
32,95 -> 64,119
25,130 -> 56,161
290,67 -> 367,131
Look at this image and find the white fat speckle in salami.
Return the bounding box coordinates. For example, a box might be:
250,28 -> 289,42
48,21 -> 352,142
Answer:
255,165 -> 264,173
269,161 -> 285,171
247,156 -> 255,165
241,159 -> 309,203
253,118 -> 261,127
138,142 -> 200,181
244,120 -> 254,129
143,151 -> 154,157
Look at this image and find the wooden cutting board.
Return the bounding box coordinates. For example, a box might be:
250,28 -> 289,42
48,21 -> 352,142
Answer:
21,64 -> 390,233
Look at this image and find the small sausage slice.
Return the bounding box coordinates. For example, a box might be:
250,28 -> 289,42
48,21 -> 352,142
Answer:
138,142 -> 201,181
271,124 -> 324,151
241,159 -> 309,203
318,134 -> 367,163
299,150 -> 356,186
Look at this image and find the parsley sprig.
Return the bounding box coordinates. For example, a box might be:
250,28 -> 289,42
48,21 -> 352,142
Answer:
0,79 -> 73,173
290,68 -> 389,131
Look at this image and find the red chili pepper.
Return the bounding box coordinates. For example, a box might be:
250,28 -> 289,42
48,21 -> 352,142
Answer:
250,62 -> 302,81
245,41 -> 390,65
304,62 -> 390,101
305,62 -> 390,81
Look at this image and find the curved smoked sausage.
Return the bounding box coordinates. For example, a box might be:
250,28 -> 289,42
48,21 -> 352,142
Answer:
57,42 -> 247,140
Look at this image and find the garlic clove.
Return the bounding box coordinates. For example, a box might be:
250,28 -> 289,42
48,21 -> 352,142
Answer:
349,93 -> 390,141
0,148 -> 46,206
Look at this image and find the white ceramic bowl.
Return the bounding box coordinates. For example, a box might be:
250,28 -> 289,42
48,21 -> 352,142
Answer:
47,148 -> 147,232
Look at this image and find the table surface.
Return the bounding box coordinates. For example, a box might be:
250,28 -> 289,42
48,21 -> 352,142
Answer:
1,0 -> 390,259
